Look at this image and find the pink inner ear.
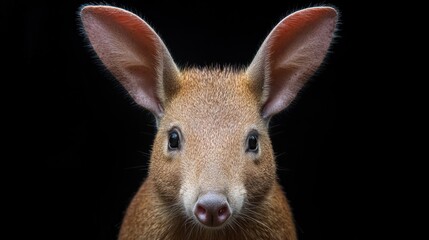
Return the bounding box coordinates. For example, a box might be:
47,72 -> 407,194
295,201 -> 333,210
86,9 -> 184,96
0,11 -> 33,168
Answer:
252,7 -> 338,118
80,6 -> 177,117
123,65 -> 162,115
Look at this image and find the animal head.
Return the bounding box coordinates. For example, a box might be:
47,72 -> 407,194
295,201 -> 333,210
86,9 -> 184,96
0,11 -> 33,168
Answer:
80,5 -> 337,228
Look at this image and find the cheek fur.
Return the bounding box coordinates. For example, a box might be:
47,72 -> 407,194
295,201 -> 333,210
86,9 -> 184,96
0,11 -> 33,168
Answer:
150,137 -> 183,203
244,139 -> 276,203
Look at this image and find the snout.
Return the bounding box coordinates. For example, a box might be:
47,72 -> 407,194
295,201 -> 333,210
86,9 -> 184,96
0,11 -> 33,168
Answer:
193,192 -> 231,228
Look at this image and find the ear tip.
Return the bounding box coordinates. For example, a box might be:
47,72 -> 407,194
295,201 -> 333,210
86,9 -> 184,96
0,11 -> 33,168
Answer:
307,6 -> 339,19
79,5 -> 96,16
321,6 -> 339,17
284,6 -> 338,28
79,5 -> 123,17
79,5 -> 104,20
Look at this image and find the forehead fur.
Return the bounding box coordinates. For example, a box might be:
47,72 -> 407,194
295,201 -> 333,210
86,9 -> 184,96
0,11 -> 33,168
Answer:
161,67 -> 263,132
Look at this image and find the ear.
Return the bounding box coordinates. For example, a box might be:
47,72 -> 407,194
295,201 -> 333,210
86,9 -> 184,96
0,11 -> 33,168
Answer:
247,7 -> 338,119
80,5 -> 179,118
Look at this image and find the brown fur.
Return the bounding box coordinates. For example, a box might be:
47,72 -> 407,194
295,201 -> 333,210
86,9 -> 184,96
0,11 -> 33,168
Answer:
80,5 -> 338,240
119,68 -> 296,240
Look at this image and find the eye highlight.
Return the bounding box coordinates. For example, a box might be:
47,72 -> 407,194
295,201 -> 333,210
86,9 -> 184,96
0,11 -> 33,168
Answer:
168,129 -> 181,151
246,131 -> 259,153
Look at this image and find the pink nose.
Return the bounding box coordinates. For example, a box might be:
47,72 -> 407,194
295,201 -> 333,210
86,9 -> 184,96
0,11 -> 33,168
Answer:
194,192 -> 231,227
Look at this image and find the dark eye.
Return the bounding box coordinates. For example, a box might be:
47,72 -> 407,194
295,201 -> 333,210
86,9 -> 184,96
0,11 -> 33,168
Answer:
246,132 -> 259,153
168,130 -> 181,150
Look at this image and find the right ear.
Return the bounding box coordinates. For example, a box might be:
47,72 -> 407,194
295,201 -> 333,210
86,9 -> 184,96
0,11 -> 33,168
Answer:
246,7 -> 338,119
80,5 -> 179,118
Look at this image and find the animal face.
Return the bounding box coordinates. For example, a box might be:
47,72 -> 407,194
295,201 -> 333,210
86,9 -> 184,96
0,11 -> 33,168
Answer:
149,68 -> 276,227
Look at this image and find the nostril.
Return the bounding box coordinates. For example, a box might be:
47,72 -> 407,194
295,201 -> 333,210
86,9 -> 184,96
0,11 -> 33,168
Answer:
218,206 -> 227,216
197,205 -> 206,215
216,205 -> 230,224
195,204 -> 208,222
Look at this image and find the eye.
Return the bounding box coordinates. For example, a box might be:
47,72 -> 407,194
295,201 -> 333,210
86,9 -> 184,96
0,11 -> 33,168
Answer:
168,129 -> 181,151
246,132 -> 259,153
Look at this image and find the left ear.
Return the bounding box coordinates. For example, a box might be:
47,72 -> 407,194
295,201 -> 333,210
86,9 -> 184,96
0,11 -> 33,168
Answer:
246,7 -> 338,119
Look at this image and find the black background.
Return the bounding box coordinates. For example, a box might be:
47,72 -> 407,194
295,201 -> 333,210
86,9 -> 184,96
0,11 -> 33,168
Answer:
7,0 -> 386,239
